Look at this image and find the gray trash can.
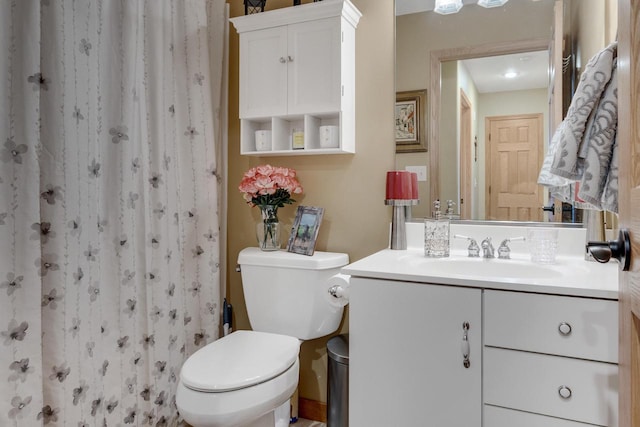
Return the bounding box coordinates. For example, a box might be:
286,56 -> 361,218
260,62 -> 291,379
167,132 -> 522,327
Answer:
327,334 -> 349,427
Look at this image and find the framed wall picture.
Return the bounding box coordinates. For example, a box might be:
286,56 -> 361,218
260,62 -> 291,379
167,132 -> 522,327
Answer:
395,89 -> 427,153
286,206 -> 324,256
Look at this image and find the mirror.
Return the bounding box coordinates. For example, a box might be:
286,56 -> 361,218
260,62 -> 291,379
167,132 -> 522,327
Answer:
395,0 -> 618,221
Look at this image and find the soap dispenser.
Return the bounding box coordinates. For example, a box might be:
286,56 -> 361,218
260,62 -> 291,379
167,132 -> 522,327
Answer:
424,199 -> 450,258
445,200 -> 456,219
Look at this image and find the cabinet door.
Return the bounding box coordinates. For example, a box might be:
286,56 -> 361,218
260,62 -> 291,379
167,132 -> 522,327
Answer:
239,26 -> 288,118
287,18 -> 341,114
349,278 -> 482,427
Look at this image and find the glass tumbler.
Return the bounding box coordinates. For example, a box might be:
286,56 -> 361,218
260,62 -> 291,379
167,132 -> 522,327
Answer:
527,228 -> 559,264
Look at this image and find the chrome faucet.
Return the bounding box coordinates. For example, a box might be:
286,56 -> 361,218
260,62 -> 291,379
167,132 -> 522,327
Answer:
453,234 -> 480,257
497,236 -> 526,259
481,237 -> 495,258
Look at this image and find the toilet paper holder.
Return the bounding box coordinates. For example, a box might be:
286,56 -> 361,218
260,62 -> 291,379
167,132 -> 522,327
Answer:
328,284 -> 348,299
326,273 -> 351,307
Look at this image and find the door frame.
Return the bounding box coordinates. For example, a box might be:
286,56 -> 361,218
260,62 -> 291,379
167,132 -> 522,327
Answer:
459,89 -> 472,219
617,0 -> 639,425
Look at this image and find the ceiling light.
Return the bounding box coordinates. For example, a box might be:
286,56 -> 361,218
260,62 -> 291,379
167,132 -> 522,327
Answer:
503,71 -> 518,79
477,0 -> 509,8
434,0 -> 463,15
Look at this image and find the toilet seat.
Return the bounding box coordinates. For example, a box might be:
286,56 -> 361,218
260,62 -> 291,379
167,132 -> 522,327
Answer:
177,331 -> 301,427
180,330 -> 300,392
177,358 -> 299,427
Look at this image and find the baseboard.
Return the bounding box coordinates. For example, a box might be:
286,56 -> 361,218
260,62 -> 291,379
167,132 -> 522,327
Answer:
298,397 -> 327,423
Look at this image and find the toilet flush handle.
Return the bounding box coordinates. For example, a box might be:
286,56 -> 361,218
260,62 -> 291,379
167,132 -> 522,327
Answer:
235,264 -> 241,273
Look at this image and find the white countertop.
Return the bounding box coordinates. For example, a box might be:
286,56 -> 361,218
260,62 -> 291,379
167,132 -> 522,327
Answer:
341,223 -> 619,300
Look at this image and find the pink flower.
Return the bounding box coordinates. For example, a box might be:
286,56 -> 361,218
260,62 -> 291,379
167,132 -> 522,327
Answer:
273,166 -> 295,178
256,164 -> 274,176
238,164 -> 303,209
255,175 -> 276,195
238,178 -> 258,196
289,179 -> 303,194
271,173 -> 287,188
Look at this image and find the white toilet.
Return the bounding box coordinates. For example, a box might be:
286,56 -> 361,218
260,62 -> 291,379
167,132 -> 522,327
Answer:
176,247 -> 349,427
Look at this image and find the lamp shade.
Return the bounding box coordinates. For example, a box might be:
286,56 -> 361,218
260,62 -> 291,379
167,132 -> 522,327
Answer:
410,172 -> 418,200
386,171 -> 413,200
434,0 -> 463,14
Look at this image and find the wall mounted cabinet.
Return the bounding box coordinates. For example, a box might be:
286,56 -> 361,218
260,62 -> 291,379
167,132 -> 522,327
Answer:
230,0 -> 361,156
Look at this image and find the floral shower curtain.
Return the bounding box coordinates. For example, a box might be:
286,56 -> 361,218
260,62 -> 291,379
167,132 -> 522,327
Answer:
0,1 -> 226,425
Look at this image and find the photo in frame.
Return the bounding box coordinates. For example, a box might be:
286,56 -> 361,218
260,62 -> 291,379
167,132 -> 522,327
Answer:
286,206 -> 324,256
395,89 -> 427,153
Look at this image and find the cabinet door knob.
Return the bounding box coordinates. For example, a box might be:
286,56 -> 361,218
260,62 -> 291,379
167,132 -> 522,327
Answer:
558,385 -> 572,399
558,322 -> 572,335
279,57 -> 287,63
288,55 -> 294,62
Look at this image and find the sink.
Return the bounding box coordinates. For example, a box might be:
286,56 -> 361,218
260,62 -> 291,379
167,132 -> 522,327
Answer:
398,254 -> 586,281
341,222 -> 619,298
423,258 -> 558,279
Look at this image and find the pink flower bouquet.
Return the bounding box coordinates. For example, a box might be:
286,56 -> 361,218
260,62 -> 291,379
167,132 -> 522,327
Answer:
238,164 -> 303,211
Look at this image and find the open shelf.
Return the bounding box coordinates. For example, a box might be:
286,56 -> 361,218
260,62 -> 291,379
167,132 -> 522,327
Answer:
240,113 -> 353,156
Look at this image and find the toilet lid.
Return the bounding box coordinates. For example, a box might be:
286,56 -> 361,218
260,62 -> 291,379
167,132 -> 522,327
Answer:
180,330 -> 300,392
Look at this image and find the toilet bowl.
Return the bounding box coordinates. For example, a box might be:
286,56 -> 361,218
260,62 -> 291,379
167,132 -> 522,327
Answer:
177,331 -> 300,427
177,248 -> 349,427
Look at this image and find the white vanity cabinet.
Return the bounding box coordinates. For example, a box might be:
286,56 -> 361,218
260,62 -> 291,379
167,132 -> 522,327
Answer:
347,280 -> 619,427
483,290 -> 619,427
230,0 -> 361,156
349,277 -> 482,426
343,224 -> 619,426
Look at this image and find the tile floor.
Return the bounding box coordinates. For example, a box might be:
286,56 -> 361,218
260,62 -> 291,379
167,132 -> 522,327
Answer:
295,418 -> 326,427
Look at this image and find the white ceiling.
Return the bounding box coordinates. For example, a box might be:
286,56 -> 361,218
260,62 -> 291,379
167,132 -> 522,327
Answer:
396,0 -> 550,93
460,50 -> 549,93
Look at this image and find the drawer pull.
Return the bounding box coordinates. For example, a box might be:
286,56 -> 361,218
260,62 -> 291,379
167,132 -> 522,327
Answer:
558,385 -> 572,399
558,322 -> 572,336
461,321 -> 470,368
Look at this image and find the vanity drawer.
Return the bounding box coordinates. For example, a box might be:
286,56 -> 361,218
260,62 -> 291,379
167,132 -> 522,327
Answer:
484,290 -> 618,362
484,347 -> 618,426
484,404 -> 597,427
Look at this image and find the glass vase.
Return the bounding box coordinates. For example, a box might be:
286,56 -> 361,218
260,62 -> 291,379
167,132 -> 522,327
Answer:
256,205 -> 281,251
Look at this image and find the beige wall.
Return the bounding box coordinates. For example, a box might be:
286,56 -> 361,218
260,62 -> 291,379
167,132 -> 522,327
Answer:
226,0 -> 395,404
573,0 -> 618,74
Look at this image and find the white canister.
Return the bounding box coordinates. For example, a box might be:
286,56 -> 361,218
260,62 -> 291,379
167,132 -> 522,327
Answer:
319,125 -> 339,148
254,130 -> 272,151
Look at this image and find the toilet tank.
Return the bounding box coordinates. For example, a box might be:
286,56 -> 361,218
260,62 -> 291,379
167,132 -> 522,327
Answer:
237,248 -> 349,340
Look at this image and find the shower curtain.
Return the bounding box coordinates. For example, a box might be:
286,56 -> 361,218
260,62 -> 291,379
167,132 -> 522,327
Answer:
0,1 -> 227,425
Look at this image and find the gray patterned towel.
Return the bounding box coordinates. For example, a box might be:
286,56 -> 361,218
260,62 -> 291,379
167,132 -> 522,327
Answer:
538,42 -> 618,212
